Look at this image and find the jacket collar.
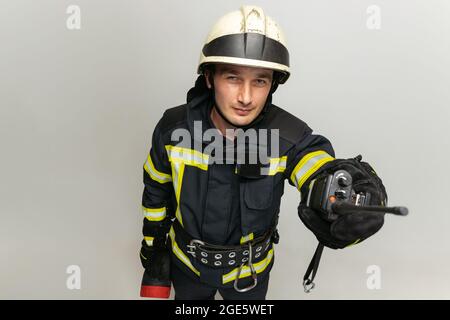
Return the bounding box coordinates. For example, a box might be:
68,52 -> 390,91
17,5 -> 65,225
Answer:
186,91 -> 216,148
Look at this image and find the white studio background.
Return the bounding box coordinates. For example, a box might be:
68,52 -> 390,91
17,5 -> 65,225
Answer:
0,0 -> 449,299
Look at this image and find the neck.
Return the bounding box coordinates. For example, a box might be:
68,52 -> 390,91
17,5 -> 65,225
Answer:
210,105 -> 237,141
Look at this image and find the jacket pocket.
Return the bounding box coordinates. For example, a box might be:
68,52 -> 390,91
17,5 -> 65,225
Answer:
243,176 -> 274,210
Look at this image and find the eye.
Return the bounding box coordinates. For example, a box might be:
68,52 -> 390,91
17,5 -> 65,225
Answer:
255,79 -> 267,86
227,76 -> 239,81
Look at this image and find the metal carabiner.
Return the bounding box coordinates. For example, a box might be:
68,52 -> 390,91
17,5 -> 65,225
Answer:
233,242 -> 258,293
303,279 -> 315,293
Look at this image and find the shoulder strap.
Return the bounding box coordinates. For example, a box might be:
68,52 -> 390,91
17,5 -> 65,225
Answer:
261,104 -> 310,145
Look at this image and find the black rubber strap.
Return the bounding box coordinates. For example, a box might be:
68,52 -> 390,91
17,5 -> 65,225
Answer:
202,33 -> 289,67
303,243 -> 324,286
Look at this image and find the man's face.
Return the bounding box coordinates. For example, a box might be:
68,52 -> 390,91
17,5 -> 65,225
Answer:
205,64 -> 274,127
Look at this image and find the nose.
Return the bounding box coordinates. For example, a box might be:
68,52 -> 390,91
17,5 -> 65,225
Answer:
237,82 -> 252,107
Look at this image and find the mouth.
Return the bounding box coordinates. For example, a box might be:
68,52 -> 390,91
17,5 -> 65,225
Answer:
232,107 -> 253,116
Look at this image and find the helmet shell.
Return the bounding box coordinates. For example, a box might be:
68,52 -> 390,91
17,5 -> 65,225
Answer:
198,5 -> 290,84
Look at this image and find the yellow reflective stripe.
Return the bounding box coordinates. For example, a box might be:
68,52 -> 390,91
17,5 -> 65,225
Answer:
267,156 -> 287,176
171,161 -> 186,227
144,154 -> 172,184
346,238 -> 361,248
144,236 -> 154,246
140,251 -> 147,260
166,145 -> 209,162
290,150 -> 335,190
169,226 -> 200,276
223,248 -> 274,284
240,233 -> 254,244
142,206 -> 166,221
165,146 -> 209,227
165,145 -> 209,171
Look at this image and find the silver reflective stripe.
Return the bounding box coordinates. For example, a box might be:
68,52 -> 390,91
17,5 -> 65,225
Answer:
169,149 -> 207,165
142,206 -> 166,221
291,151 -> 334,190
240,233 -> 254,244
223,248 -> 274,284
166,146 -> 209,227
171,161 -> 185,225
144,236 -> 154,246
268,156 -> 287,175
165,146 -> 209,170
144,154 -> 172,184
169,226 -> 200,276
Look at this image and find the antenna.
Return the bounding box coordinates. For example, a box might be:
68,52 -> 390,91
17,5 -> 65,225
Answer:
331,202 -> 409,216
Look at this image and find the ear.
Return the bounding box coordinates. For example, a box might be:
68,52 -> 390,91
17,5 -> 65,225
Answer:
204,71 -> 212,89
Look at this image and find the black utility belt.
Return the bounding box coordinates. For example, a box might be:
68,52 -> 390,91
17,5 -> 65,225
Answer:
173,220 -> 273,269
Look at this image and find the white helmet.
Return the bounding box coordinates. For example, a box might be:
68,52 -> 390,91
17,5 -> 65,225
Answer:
197,5 -> 290,84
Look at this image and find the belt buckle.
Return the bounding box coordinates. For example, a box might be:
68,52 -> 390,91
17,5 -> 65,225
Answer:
234,242 -> 258,293
187,239 -> 205,257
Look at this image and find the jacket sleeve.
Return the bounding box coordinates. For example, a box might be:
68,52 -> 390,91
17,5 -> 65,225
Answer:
284,125 -> 336,200
141,118 -> 175,250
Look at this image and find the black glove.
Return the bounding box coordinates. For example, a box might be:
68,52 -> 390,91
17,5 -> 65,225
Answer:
298,155 -> 388,249
139,239 -> 171,298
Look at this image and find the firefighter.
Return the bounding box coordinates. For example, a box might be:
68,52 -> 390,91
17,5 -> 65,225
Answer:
139,5 -> 387,300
